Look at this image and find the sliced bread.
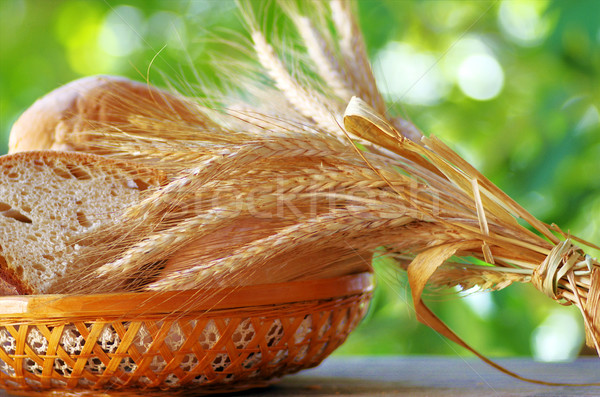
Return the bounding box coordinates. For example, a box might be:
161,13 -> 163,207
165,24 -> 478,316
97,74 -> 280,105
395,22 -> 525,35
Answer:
0,151 -> 165,294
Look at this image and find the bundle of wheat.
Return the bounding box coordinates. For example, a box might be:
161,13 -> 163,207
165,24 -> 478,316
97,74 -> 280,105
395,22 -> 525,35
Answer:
4,0 -> 599,389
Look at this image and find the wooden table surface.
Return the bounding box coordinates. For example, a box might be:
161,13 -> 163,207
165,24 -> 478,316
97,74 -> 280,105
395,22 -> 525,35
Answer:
247,356 -> 600,396
2,356 -> 598,396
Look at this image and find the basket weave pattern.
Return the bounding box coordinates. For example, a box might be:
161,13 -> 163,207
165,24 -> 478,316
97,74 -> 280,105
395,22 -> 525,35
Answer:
0,275 -> 372,392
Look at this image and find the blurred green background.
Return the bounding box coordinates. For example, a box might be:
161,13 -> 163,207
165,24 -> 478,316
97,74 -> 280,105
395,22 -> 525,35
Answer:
0,0 -> 598,361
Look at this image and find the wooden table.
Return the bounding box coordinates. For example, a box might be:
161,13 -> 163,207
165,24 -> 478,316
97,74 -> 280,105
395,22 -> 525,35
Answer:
247,356 -> 600,396
1,356 -> 598,396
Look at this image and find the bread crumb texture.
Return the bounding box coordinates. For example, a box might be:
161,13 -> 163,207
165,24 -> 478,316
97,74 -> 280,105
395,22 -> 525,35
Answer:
0,151 -> 159,294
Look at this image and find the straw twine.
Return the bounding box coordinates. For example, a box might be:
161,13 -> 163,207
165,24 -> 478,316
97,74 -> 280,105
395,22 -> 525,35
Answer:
531,240 -> 600,351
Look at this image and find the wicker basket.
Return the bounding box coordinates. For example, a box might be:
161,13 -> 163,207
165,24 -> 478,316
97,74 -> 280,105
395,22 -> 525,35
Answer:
0,272 -> 373,394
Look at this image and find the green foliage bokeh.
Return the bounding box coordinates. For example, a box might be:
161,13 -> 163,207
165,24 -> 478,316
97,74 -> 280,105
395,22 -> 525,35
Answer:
0,0 -> 598,359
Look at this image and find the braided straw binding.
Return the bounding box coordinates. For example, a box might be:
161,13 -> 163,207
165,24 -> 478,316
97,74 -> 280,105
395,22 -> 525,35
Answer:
0,273 -> 373,394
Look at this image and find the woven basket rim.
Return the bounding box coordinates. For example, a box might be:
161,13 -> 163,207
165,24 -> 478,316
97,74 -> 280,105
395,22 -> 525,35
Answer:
0,272 -> 373,320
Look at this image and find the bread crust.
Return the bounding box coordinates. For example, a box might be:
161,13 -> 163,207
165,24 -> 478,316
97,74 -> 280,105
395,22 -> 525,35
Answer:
0,150 -> 166,184
9,75 -> 201,154
0,259 -> 27,295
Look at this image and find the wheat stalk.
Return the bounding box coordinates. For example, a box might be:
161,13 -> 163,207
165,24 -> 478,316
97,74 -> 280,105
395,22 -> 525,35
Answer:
251,30 -> 342,136
329,0 -> 385,115
293,15 -> 354,102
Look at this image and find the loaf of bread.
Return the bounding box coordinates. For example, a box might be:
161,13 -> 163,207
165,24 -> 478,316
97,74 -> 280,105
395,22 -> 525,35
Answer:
0,151 -> 165,294
8,75 -> 202,154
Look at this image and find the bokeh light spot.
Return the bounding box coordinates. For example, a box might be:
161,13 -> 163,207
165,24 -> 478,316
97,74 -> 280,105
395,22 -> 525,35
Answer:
498,0 -> 550,47
457,54 -> 504,101
462,290 -> 496,319
532,310 -> 584,362
147,11 -> 187,50
98,5 -> 145,57
374,42 -> 449,106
